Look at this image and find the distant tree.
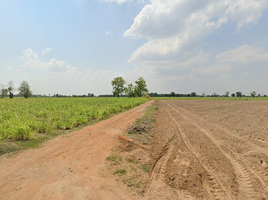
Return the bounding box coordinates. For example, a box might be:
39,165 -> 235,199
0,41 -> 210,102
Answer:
7,81 -> 16,99
125,83 -> 136,98
18,81 -> 32,98
250,91 -> 256,97
236,91 -> 242,97
213,92 -> 217,97
91,93 -> 94,97
258,93 -> 261,97
0,84 -> 8,98
191,92 -> 196,97
225,91 -> 229,97
134,77 -> 148,97
111,77 -> 126,98
231,93 -> 235,97
202,92 -> 206,97
87,93 -> 91,97
171,92 -> 175,97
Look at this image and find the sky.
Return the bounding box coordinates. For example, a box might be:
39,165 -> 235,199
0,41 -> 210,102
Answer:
1,0 -> 268,96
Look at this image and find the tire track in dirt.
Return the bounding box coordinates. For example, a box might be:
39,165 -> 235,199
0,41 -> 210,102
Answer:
146,135 -> 194,199
169,101 -> 268,195
164,100 -> 268,199
163,103 -> 232,200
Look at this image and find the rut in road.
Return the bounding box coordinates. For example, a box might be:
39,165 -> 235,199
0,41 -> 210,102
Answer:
164,100 -> 268,199
168,101 -> 268,195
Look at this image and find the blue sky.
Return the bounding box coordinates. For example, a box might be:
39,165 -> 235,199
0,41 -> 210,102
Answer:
1,0 -> 268,96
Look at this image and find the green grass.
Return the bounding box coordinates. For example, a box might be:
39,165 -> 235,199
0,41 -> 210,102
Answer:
106,156 -> 122,165
152,97 -> 268,100
113,168 -> 126,175
141,165 -> 150,172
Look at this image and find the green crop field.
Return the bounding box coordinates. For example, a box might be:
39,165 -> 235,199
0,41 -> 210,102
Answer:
0,97 -> 148,141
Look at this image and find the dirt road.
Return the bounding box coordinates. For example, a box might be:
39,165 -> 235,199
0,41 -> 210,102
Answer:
0,100 -> 153,200
146,100 -> 268,200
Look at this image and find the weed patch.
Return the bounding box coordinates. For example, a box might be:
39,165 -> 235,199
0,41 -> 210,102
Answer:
113,169 -> 126,175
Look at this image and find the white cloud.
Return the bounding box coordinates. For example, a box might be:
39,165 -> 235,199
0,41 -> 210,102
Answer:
95,0 -> 132,4
21,48 -> 72,72
124,0 -> 268,66
42,48 -> 52,55
6,66 -> 21,72
20,48 -> 40,68
216,45 -> 268,63
193,64 -> 232,75
106,31 -> 113,35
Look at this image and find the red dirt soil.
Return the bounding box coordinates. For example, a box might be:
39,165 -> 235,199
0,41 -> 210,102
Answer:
0,101 -> 153,200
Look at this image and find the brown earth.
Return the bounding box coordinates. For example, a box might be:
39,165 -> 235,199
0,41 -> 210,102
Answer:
146,100 -> 268,200
1,99 -> 268,200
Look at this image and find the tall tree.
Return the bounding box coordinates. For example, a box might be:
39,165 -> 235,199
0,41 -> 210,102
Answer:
191,92 -> 196,97
134,77 -> 148,97
0,84 -> 8,98
236,91 -> 242,97
18,81 -> 32,98
225,91 -> 229,97
250,91 -> 256,97
171,92 -> 175,97
7,81 -> 15,99
125,83 -> 136,98
111,77 -> 126,98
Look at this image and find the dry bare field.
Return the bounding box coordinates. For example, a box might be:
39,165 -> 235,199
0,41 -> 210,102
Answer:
147,100 -> 268,199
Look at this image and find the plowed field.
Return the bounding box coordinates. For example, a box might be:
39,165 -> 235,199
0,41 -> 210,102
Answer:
147,100 -> 268,200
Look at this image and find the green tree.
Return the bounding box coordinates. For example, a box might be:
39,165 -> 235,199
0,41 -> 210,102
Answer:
7,81 -> 15,99
171,92 -> 175,97
236,91 -> 242,97
0,84 -> 8,98
202,92 -> 206,97
213,92 -> 217,97
231,93 -> 235,97
111,77 -> 126,98
225,91 -> 229,97
18,81 -> 32,98
250,91 -> 256,97
125,83 -> 136,98
191,92 -> 196,97
134,77 -> 148,97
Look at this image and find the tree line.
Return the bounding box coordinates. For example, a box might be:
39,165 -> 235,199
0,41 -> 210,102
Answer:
111,76 -> 149,98
149,91 -> 267,97
0,81 -> 32,98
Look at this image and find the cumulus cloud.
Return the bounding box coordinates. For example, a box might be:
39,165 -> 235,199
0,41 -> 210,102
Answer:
21,48 -> 72,72
216,45 -> 268,63
42,48 -> 52,55
124,0 -> 268,66
20,48 -> 40,68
